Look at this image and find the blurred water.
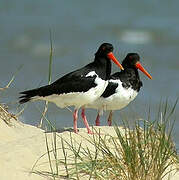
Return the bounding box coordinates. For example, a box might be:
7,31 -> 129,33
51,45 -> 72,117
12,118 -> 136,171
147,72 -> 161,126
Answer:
0,0 -> 179,148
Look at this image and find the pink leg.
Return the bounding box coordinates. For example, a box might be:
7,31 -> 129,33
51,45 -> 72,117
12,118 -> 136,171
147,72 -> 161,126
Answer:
95,112 -> 100,126
107,111 -> 113,126
73,109 -> 78,133
81,108 -> 93,134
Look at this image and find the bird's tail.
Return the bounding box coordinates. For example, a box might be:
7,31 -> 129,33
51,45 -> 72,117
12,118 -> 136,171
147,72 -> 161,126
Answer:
19,84 -> 51,104
19,88 -> 41,104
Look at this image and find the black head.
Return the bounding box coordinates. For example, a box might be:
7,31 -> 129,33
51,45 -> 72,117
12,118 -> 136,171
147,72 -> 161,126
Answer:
95,43 -> 114,57
94,43 -> 124,70
122,53 -> 152,79
122,53 -> 140,68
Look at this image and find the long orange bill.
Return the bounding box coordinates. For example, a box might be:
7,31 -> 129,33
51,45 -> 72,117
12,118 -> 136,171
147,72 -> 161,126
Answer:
135,62 -> 152,79
107,52 -> 124,70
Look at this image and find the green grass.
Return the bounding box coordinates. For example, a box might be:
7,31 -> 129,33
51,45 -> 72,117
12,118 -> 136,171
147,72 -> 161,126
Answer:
32,99 -> 179,180
38,29 -> 54,128
0,65 -> 22,91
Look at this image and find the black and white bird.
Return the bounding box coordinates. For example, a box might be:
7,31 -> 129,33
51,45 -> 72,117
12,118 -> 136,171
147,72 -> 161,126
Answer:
19,43 -> 124,134
86,53 -> 152,126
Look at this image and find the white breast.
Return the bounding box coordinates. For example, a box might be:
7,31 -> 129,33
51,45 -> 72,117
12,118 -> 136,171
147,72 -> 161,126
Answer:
86,79 -> 138,111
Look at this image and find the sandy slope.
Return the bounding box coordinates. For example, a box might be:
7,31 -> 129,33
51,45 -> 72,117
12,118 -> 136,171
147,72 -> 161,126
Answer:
0,116 -> 178,180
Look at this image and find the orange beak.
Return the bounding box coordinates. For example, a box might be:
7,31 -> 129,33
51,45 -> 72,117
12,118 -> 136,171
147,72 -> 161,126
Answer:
107,52 -> 124,70
135,62 -> 152,79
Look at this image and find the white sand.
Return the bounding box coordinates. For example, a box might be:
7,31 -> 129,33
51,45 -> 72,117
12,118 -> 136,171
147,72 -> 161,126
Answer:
0,117 -> 178,180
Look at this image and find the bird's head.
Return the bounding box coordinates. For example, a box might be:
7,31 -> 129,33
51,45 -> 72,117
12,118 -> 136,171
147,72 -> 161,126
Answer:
123,53 -> 152,79
95,43 -> 124,70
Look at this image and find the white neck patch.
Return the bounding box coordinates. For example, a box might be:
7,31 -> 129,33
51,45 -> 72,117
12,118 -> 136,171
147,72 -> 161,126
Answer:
86,71 -> 97,77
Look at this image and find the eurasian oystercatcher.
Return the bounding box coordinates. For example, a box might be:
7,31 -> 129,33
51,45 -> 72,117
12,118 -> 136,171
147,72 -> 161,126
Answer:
19,43 -> 124,134
86,53 -> 152,126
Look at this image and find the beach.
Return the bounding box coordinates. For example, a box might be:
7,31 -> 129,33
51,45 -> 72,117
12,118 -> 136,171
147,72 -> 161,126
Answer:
0,112 -> 179,180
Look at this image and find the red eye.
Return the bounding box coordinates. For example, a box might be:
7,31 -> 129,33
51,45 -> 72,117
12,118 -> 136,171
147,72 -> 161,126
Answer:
129,56 -> 132,59
102,47 -> 106,50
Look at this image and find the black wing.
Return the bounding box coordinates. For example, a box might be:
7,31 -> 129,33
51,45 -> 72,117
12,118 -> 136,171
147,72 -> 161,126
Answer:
101,82 -> 118,98
19,67 -> 97,103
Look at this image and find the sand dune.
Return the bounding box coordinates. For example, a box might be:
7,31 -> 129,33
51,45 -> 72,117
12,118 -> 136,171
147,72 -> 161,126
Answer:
0,115 -> 178,180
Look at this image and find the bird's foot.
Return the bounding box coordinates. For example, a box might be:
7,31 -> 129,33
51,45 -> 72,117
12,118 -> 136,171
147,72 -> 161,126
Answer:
95,113 -> 100,126
107,111 -> 113,126
74,129 -> 79,133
